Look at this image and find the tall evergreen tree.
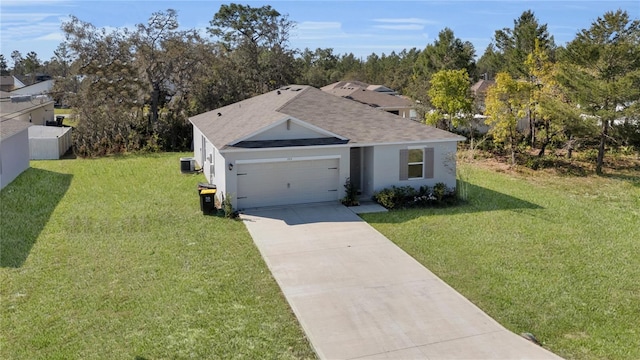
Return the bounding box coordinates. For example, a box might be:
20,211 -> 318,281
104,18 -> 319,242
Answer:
408,28 -> 475,112
208,3 -> 296,95
559,10 -> 640,174
494,10 -> 555,78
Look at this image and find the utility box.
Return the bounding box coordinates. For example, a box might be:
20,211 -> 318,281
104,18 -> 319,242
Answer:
180,157 -> 195,173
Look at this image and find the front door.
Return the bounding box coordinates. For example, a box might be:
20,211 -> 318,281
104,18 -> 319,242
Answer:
350,147 -> 362,194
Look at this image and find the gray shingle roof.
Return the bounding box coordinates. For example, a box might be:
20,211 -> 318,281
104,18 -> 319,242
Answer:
190,85 -> 464,150
321,86 -> 411,108
1,119 -> 31,140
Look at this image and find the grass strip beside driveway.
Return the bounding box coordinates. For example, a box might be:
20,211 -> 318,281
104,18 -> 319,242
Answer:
362,164 -> 640,360
1,153 -> 315,359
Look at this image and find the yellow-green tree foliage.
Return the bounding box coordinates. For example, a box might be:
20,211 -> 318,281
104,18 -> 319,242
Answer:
525,39 -> 582,155
485,72 -> 528,163
426,69 -> 473,129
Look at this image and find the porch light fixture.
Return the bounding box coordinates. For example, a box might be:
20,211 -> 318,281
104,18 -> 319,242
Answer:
228,163 -> 233,171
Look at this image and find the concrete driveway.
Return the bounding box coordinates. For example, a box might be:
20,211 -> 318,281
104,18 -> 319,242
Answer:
241,202 -> 563,360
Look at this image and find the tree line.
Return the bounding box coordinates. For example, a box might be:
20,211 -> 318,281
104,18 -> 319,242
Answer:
2,4 -> 638,173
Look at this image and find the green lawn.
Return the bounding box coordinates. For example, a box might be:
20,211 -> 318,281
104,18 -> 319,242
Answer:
362,163 -> 640,360
1,153 -> 315,359
2,154 -> 638,359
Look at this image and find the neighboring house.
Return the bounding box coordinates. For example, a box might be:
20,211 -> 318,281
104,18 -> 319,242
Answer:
471,79 -> 495,114
321,85 -> 416,119
190,85 -> 465,210
322,81 -> 398,96
11,79 -> 54,97
0,118 -> 31,189
0,76 -> 15,92
0,90 -> 55,125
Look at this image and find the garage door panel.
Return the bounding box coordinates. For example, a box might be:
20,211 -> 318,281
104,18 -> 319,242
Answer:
237,159 -> 339,208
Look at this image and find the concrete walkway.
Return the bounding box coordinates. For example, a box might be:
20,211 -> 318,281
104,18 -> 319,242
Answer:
241,203 -> 563,360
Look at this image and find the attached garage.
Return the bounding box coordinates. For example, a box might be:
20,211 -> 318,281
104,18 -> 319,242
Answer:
236,157 -> 340,209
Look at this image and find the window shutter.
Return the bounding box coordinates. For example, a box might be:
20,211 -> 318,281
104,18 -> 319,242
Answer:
399,149 -> 408,180
424,148 -> 434,179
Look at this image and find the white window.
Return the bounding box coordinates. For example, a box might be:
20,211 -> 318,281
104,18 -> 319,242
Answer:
400,148 -> 434,180
408,149 -> 424,179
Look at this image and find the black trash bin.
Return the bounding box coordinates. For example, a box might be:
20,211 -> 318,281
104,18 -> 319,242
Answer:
197,182 -> 216,194
55,116 -> 65,126
199,189 -> 217,214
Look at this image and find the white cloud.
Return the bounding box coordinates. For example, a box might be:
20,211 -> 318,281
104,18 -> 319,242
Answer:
370,18 -> 438,32
294,21 -> 352,41
36,32 -> 65,41
374,24 -> 425,31
0,12 -> 61,22
297,21 -> 342,31
1,0 -> 69,5
373,18 -> 438,25
1,21 -> 62,40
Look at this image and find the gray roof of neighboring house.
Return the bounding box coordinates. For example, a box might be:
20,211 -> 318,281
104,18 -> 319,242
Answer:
190,85 -> 464,150
321,81 -> 398,95
1,118 -> 31,140
321,80 -> 371,91
471,79 -> 495,94
321,86 -> 412,109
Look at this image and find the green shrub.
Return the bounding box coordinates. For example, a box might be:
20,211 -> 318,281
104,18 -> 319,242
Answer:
373,187 -> 400,209
373,184 -> 457,209
341,177 -> 360,206
221,193 -> 237,219
524,155 -> 557,170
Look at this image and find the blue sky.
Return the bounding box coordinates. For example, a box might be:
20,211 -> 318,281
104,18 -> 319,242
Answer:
1,0 -> 638,66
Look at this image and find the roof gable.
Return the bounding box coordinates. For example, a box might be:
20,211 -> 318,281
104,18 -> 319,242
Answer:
231,117 -> 346,145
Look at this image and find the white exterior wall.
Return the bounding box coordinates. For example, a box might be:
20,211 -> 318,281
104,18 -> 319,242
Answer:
222,146 -> 350,209
370,141 -> 459,192
0,129 -> 30,189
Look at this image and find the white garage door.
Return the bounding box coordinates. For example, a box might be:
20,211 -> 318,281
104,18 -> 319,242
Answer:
237,158 -> 340,209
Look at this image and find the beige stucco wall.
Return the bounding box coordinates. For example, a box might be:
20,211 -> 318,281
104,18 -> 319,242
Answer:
7,101 -> 55,126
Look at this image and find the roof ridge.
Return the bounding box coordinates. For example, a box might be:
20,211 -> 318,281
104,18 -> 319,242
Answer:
275,85 -> 310,114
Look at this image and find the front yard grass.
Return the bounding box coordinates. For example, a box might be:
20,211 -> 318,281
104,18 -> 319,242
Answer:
362,162 -> 640,360
0,153 -> 315,359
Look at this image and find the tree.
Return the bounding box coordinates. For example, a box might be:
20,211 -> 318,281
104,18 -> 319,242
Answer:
476,44 -> 502,80
11,50 -> 24,75
336,52 -> 364,81
42,43 -> 73,78
485,72 -> 528,165
0,55 -> 9,75
61,10 -> 214,155
62,15 -> 147,156
24,51 -> 42,75
426,69 -> 473,131
208,3 -> 296,95
525,39 -> 583,157
494,10 -> 555,78
408,28 -> 475,112
559,10 -> 640,174
131,9 -> 207,127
